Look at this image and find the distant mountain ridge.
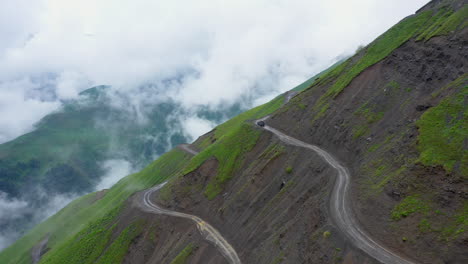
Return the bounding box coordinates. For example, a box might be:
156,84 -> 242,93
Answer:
0,84 -> 244,248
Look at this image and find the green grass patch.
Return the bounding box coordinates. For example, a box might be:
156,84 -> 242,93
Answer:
95,221 -> 143,264
214,95 -> 283,140
352,125 -> 369,139
259,144 -> 285,161
0,149 -> 191,264
418,218 -> 432,232
292,58 -> 349,92
186,124 -> 261,200
323,10 -> 433,98
431,73 -> 468,98
285,166 -> 293,174
387,80 -> 401,90
309,10 -> 433,119
355,103 -> 385,124
416,8 -> 454,41
368,143 -> 382,153
440,201 -> 468,240
40,207 -> 120,264
416,84 -> 467,175
392,195 -> 430,220
183,95 -> 284,200
170,243 -> 196,264
418,6 -> 468,41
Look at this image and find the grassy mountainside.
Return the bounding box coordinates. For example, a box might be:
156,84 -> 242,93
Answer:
0,85 -> 244,247
1,0 -> 466,263
0,95 -> 285,263
0,148 -> 192,264
0,86 -> 183,198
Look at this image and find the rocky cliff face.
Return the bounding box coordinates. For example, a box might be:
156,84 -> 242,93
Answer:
1,0 -> 466,263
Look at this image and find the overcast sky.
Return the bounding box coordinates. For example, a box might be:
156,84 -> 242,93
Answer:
0,0 -> 430,143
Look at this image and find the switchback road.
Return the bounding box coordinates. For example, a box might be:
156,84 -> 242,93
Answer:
139,145 -> 241,264
258,120 -> 415,264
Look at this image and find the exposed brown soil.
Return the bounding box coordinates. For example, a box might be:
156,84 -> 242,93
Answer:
266,20 -> 468,264
155,132 -> 379,263
94,2 -> 467,263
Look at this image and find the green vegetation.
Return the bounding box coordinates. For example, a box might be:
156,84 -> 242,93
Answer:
272,251 -> 286,264
0,192 -> 96,264
1,88 -> 286,262
215,95 -> 283,140
0,88 -> 192,198
291,58 -> 349,92
323,231 -> 331,238
398,202 -> 468,241
418,218 -> 432,232
310,10 -> 433,119
41,214 -> 143,264
416,84 -> 467,175
95,221 -> 143,264
352,125 -> 369,139
285,166 -> 293,174
367,143 -> 382,153
186,123 -> 261,199
417,8 -> 454,41
418,6 -> 468,41
184,96 -> 284,200
440,202 -> 468,239
361,158 -> 396,194
259,144 -> 285,161
325,10 -> 432,98
432,73 -> 468,98
312,60 -> 350,89
40,207 -> 120,264
392,195 -> 430,220
0,149 -> 191,264
354,103 -> 384,124
170,243 -> 195,264
387,80 -> 400,90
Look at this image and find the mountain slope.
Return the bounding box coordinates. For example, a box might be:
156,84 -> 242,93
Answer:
0,85 -> 244,248
1,0 -> 466,263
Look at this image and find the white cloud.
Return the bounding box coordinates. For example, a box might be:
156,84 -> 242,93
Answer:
0,190 -> 76,250
0,0 -> 433,250
0,78 -> 60,143
95,159 -> 133,190
0,0 -> 430,143
181,116 -> 217,142
0,192 -> 29,222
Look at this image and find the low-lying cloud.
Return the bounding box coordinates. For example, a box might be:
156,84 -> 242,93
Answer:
95,159 -> 134,191
0,190 -> 76,250
181,116 -> 217,142
0,0 -> 431,251
0,0 -> 429,143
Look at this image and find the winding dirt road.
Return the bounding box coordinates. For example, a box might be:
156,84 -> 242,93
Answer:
139,90 -> 413,264
139,146 -> 241,264
31,235 -> 49,264
178,144 -> 199,155
258,119 -> 415,264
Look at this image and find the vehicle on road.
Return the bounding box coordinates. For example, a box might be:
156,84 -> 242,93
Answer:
257,121 -> 265,127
